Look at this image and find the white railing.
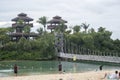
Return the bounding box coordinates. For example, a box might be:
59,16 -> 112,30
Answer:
58,52 -> 120,63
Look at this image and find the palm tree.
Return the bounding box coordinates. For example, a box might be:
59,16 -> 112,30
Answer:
37,16 -> 47,32
81,23 -> 90,33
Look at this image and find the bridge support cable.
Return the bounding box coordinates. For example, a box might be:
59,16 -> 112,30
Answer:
58,37 -> 120,63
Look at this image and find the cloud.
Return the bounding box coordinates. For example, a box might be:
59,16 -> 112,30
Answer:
0,0 -> 120,39
0,21 -> 12,28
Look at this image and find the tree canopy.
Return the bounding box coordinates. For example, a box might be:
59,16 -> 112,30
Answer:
0,17 -> 120,60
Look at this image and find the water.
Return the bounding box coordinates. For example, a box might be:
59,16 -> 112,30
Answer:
0,60 -> 120,77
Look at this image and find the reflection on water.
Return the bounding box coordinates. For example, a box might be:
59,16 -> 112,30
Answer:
0,69 -> 13,72
0,61 -> 120,77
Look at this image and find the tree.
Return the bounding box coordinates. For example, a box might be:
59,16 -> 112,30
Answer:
17,19 -> 24,25
37,27 -> 43,35
93,27 -> 112,51
98,27 -> 105,32
0,28 -> 10,46
81,23 -> 90,33
54,22 -> 67,33
82,34 -> 94,49
88,28 -> 95,33
65,30 -> 71,34
16,37 -> 32,52
113,39 -> 120,52
7,27 -> 14,34
24,25 -> 30,33
73,25 -> 81,33
3,42 -> 17,51
37,16 -> 47,32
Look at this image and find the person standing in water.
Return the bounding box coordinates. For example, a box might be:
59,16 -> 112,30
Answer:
58,62 -> 62,73
14,64 -> 18,76
99,65 -> 103,71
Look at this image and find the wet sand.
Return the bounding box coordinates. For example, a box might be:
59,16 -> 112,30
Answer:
0,70 -> 116,80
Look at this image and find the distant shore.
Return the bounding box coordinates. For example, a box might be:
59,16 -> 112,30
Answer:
0,70 -> 116,80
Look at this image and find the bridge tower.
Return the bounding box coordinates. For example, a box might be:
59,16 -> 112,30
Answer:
55,32 -> 64,54
9,13 -> 38,41
47,15 -> 67,55
48,16 -> 67,72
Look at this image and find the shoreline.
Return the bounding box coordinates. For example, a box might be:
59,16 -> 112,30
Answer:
0,70 -> 117,80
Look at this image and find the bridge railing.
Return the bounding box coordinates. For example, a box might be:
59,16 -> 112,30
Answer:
63,41 -> 120,57
58,52 -> 120,63
55,33 -> 120,57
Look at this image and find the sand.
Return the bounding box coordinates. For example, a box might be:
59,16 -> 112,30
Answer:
0,70 -> 116,80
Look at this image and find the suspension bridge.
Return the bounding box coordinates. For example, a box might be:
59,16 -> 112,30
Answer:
55,32 -> 120,63
58,52 -> 120,63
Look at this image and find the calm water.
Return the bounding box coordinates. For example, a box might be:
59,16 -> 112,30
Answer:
0,60 -> 120,77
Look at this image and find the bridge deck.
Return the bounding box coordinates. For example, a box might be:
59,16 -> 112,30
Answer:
58,52 -> 120,63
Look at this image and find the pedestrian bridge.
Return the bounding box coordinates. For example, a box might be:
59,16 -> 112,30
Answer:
58,52 -> 120,63
55,32 -> 120,63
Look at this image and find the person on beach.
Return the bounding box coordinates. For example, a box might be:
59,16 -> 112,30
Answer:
118,72 -> 120,79
14,64 -> 18,76
102,71 -> 119,80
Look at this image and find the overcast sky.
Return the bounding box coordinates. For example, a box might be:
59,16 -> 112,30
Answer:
0,0 -> 120,39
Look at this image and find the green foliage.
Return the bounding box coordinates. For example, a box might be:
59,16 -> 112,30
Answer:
65,30 -> 71,34
37,16 -> 47,32
81,23 -> 90,33
113,39 -> 120,52
69,33 -> 83,45
0,30 -> 56,60
37,33 -> 55,58
4,42 -> 17,51
24,25 -> 31,33
17,19 -> 24,25
37,27 -> 43,35
88,28 -> 95,33
73,25 -> 81,33
0,23 -> 120,60
17,37 -> 30,51
0,28 -> 10,46
54,22 -> 66,33
98,27 -> 105,32
82,34 -> 94,49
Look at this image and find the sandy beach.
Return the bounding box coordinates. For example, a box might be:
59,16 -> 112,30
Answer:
0,70 -> 117,80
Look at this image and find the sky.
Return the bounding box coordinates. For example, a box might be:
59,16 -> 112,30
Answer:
0,0 -> 120,39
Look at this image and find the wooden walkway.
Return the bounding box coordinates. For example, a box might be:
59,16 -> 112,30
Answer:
58,52 -> 120,63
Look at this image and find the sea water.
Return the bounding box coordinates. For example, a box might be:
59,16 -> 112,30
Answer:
0,60 -> 119,77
